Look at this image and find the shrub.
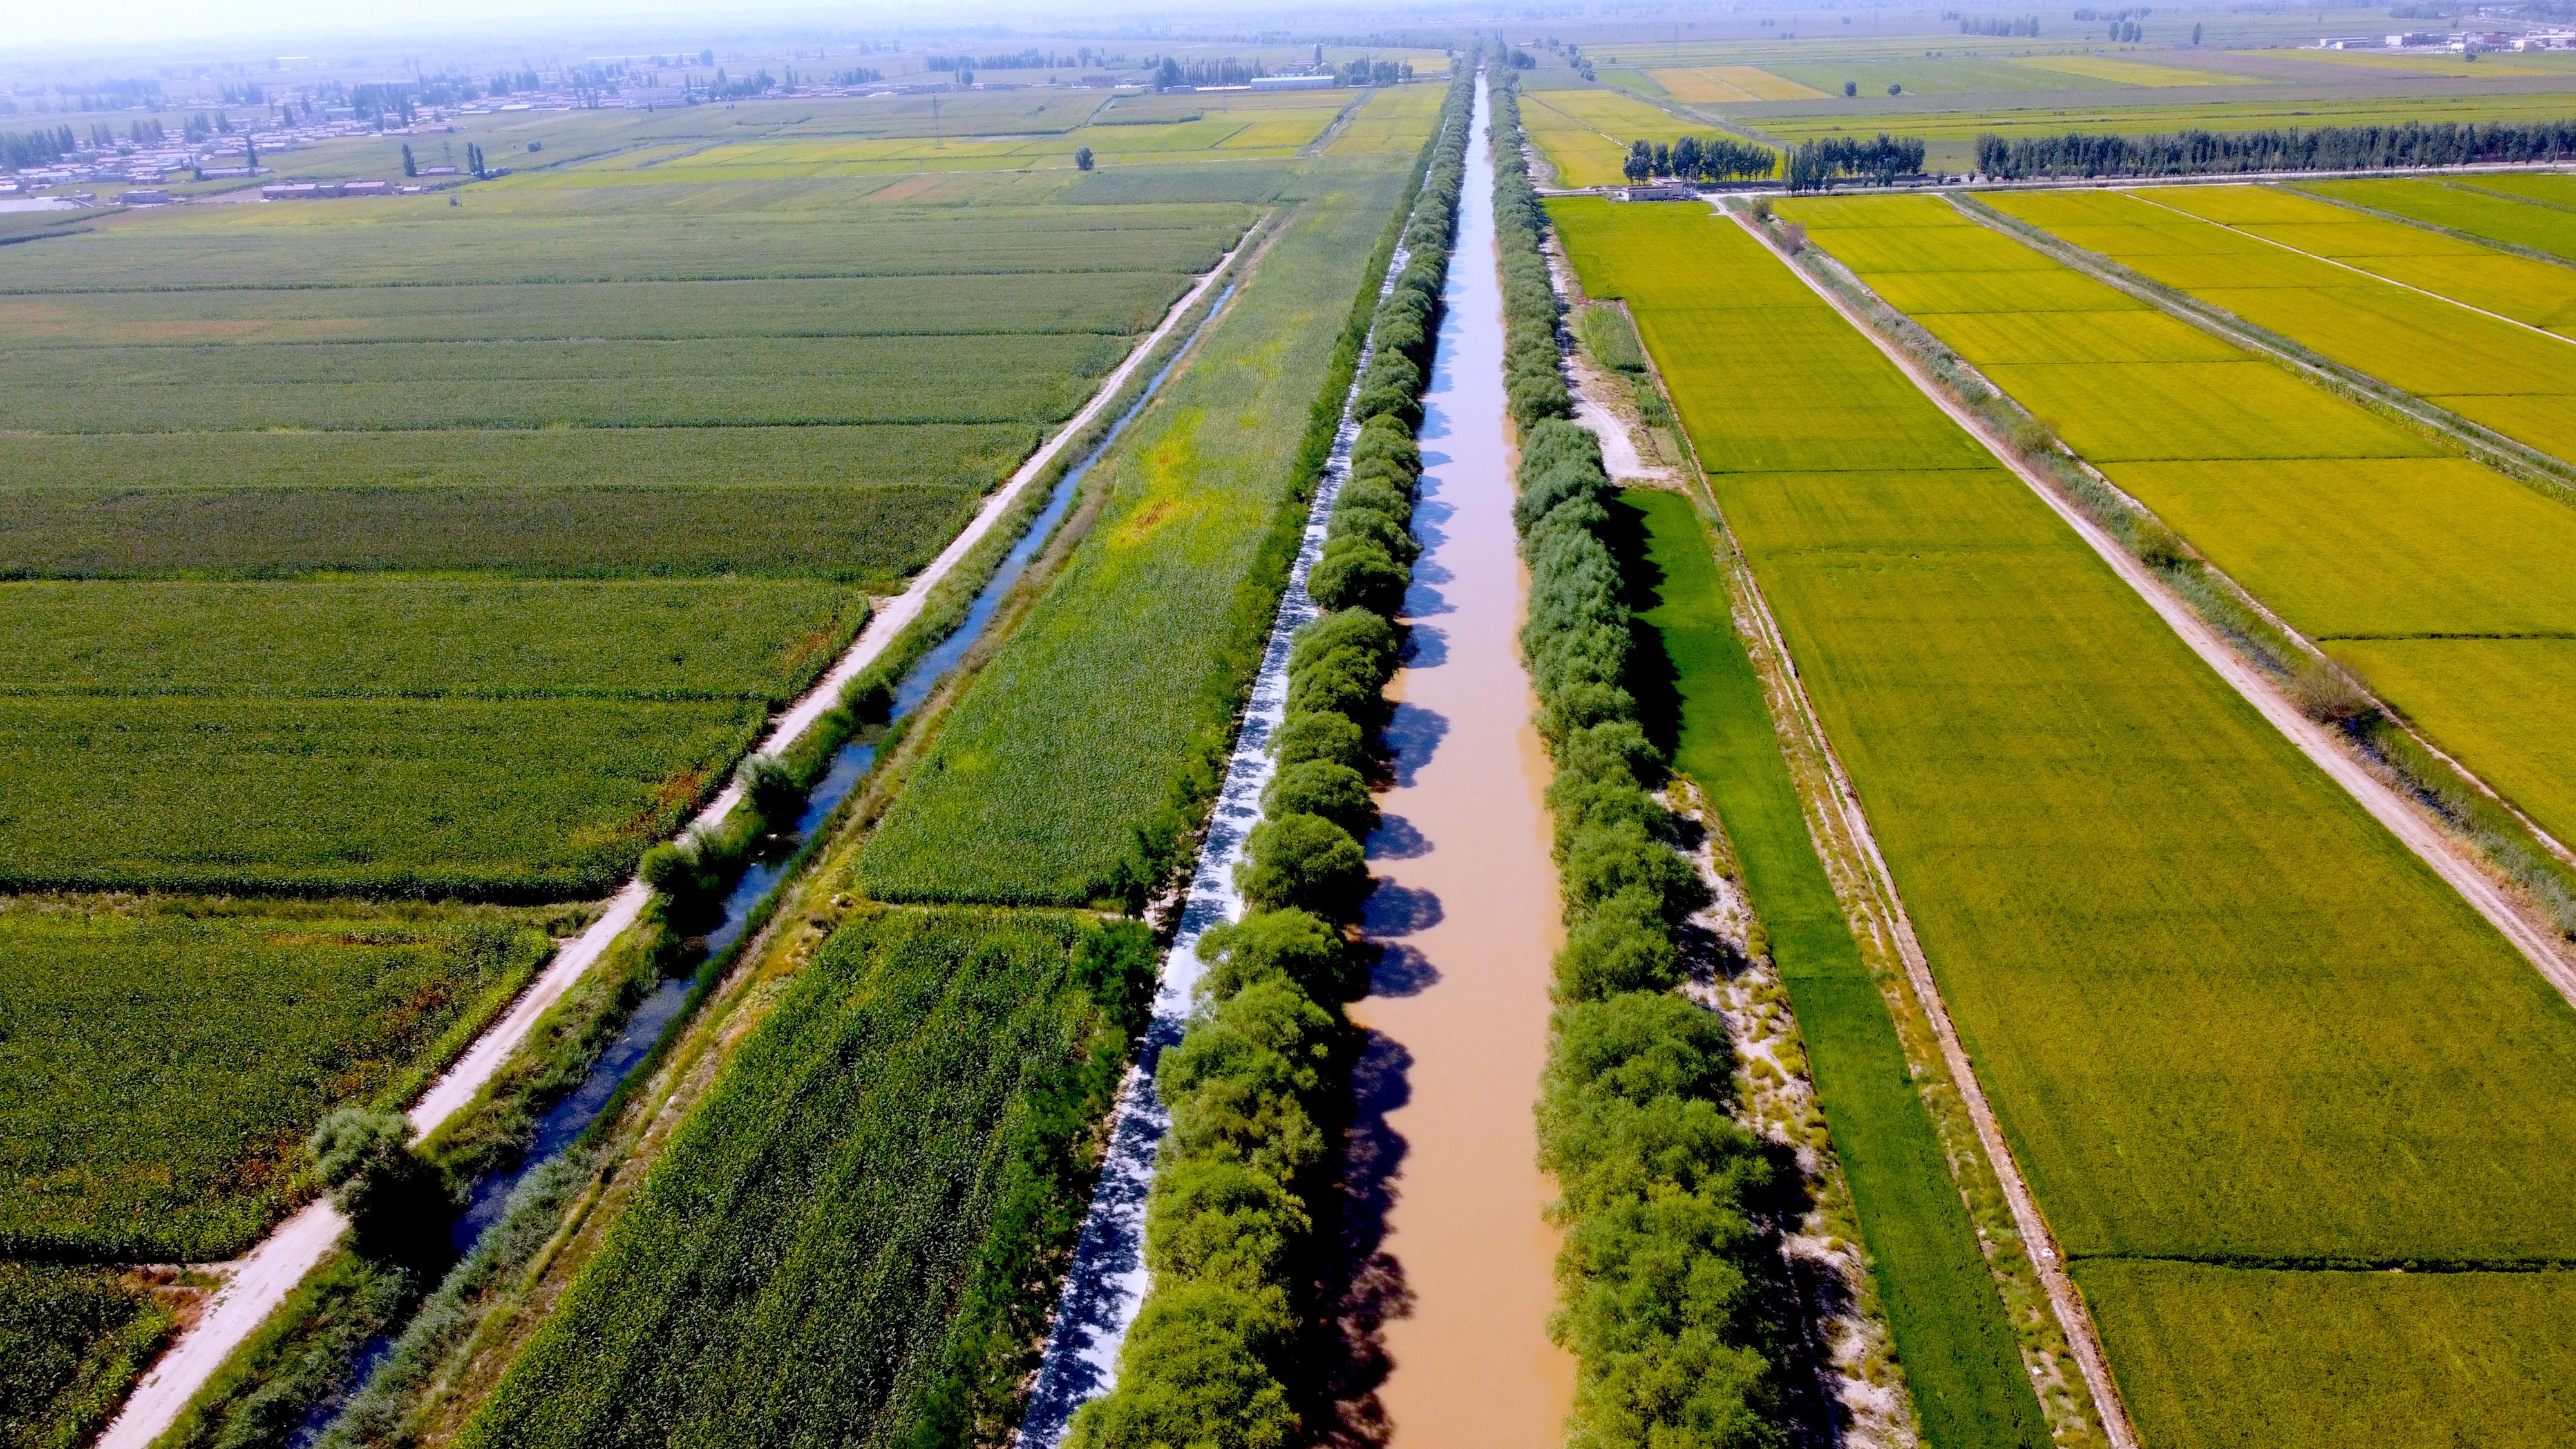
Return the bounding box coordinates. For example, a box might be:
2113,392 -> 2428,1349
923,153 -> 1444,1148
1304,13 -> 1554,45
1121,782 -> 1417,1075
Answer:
1197,907 -> 1363,1003
1264,759 -> 1377,843
1063,1282 -> 1300,1449
1269,708 -> 1368,775
2132,515 -> 2190,569
2289,658 -> 2378,726
736,753 -> 802,828
1236,813 -> 1372,920
307,1107 -> 447,1258
1307,540 -> 1410,615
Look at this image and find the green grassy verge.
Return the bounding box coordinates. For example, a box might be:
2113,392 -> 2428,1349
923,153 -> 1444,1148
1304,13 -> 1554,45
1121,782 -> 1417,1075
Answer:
452,907 -> 1154,1449
1624,487 -> 2048,1449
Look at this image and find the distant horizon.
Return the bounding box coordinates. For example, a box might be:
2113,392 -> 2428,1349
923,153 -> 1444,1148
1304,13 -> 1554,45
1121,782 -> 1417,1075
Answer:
1,0 -> 1475,58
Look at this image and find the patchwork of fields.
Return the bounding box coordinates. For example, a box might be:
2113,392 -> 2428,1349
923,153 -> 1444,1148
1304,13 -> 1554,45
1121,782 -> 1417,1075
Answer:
1993,184 -> 2576,460
1555,196 -> 2576,1446
0,79 -> 1336,1443
1518,84 -> 1709,185
540,87 -> 1354,182
1826,191 -> 2576,852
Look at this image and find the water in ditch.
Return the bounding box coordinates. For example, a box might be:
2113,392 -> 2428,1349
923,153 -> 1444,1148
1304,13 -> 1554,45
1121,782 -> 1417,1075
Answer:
1342,75 -> 1575,1443
1012,234 -> 1419,1449
294,282 -> 1234,1449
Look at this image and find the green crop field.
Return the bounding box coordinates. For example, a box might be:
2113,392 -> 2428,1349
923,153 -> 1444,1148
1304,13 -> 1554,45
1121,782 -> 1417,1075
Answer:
856,147 -> 1426,907
1,1262 -> 175,1449
0,903 -> 553,1260
2298,175 -> 2576,268
2032,185 -> 2576,421
1554,196 -> 2576,1445
1519,84 -> 1705,185
1624,488 -> 2050,1448
1937,189 -> 2576,840
455,907 -> 1142,1449
2073,1262 -> 2576,1448
2323,639 -> 2576,846
0,579 -> 860,898
0,134 -> 1261,907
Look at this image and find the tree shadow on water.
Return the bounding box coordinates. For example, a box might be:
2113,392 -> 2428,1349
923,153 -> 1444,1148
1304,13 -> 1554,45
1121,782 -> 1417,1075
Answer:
1306,1029 -> 1416,1448
1599,492 -> 1685,761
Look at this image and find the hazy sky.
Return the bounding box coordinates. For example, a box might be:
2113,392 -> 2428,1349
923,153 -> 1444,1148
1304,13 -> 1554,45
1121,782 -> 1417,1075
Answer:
5,0 -> 1123,52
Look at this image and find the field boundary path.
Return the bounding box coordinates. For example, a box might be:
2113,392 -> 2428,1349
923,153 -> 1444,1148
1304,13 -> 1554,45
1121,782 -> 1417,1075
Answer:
2118,184 -> 2576,350
91,229 -> 1256,1449
1725,202 -> 2157,1449
1949,189 -> 2576,497
1733,204 -> 2576,1397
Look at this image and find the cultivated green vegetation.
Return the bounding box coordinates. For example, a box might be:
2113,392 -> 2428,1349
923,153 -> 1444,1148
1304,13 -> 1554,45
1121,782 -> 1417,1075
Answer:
2304,173 -> 2576,264
1831,192 -> 2576,860
1555,194 -> 2576,1446
1624,488 -> 2050,1448
0,79 -> 1289,1441
456,908 -> 1154,1449
1,1263 -> 176,1449
0,903 -> 552,1261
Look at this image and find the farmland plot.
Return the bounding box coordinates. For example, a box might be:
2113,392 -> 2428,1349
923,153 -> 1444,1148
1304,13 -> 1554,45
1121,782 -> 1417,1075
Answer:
1555,197 -> 2576,1446
0,904 -> 553,1260
1624,489 -> 2050,1448
2298,175 -> 2576,266
1810,193 -> 2576,846
0,580 -> 861,898
1517,84 -> 1703,186
455,908 -> 1149,1449
1985,186 -> 2576,462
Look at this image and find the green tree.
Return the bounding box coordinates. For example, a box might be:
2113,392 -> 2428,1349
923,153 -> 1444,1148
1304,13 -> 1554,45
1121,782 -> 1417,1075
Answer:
307,1107 -> 446,1258
1075,144 -> 1094,170
1842,79 -> 1858,96
401,142 -> 417,176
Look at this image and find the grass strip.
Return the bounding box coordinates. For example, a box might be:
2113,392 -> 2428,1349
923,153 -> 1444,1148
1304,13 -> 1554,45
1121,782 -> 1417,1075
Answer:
1624,487 -> 2049,1449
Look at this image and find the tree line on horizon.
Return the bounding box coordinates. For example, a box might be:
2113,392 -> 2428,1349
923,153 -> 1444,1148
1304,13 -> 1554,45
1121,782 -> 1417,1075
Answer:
1976,119 -> 2576,178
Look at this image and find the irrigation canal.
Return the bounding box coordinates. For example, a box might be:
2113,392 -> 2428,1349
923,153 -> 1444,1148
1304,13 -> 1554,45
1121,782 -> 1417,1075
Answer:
1343,74 -> 1575,1443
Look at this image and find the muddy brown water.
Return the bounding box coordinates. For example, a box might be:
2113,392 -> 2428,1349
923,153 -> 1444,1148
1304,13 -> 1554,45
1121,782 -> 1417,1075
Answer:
1338,74 -> 1577,1447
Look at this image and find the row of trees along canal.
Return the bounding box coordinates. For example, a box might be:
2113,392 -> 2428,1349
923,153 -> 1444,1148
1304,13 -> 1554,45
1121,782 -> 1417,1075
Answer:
1060,66 -> 1477,1449
1501,68 -> 1797,1443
